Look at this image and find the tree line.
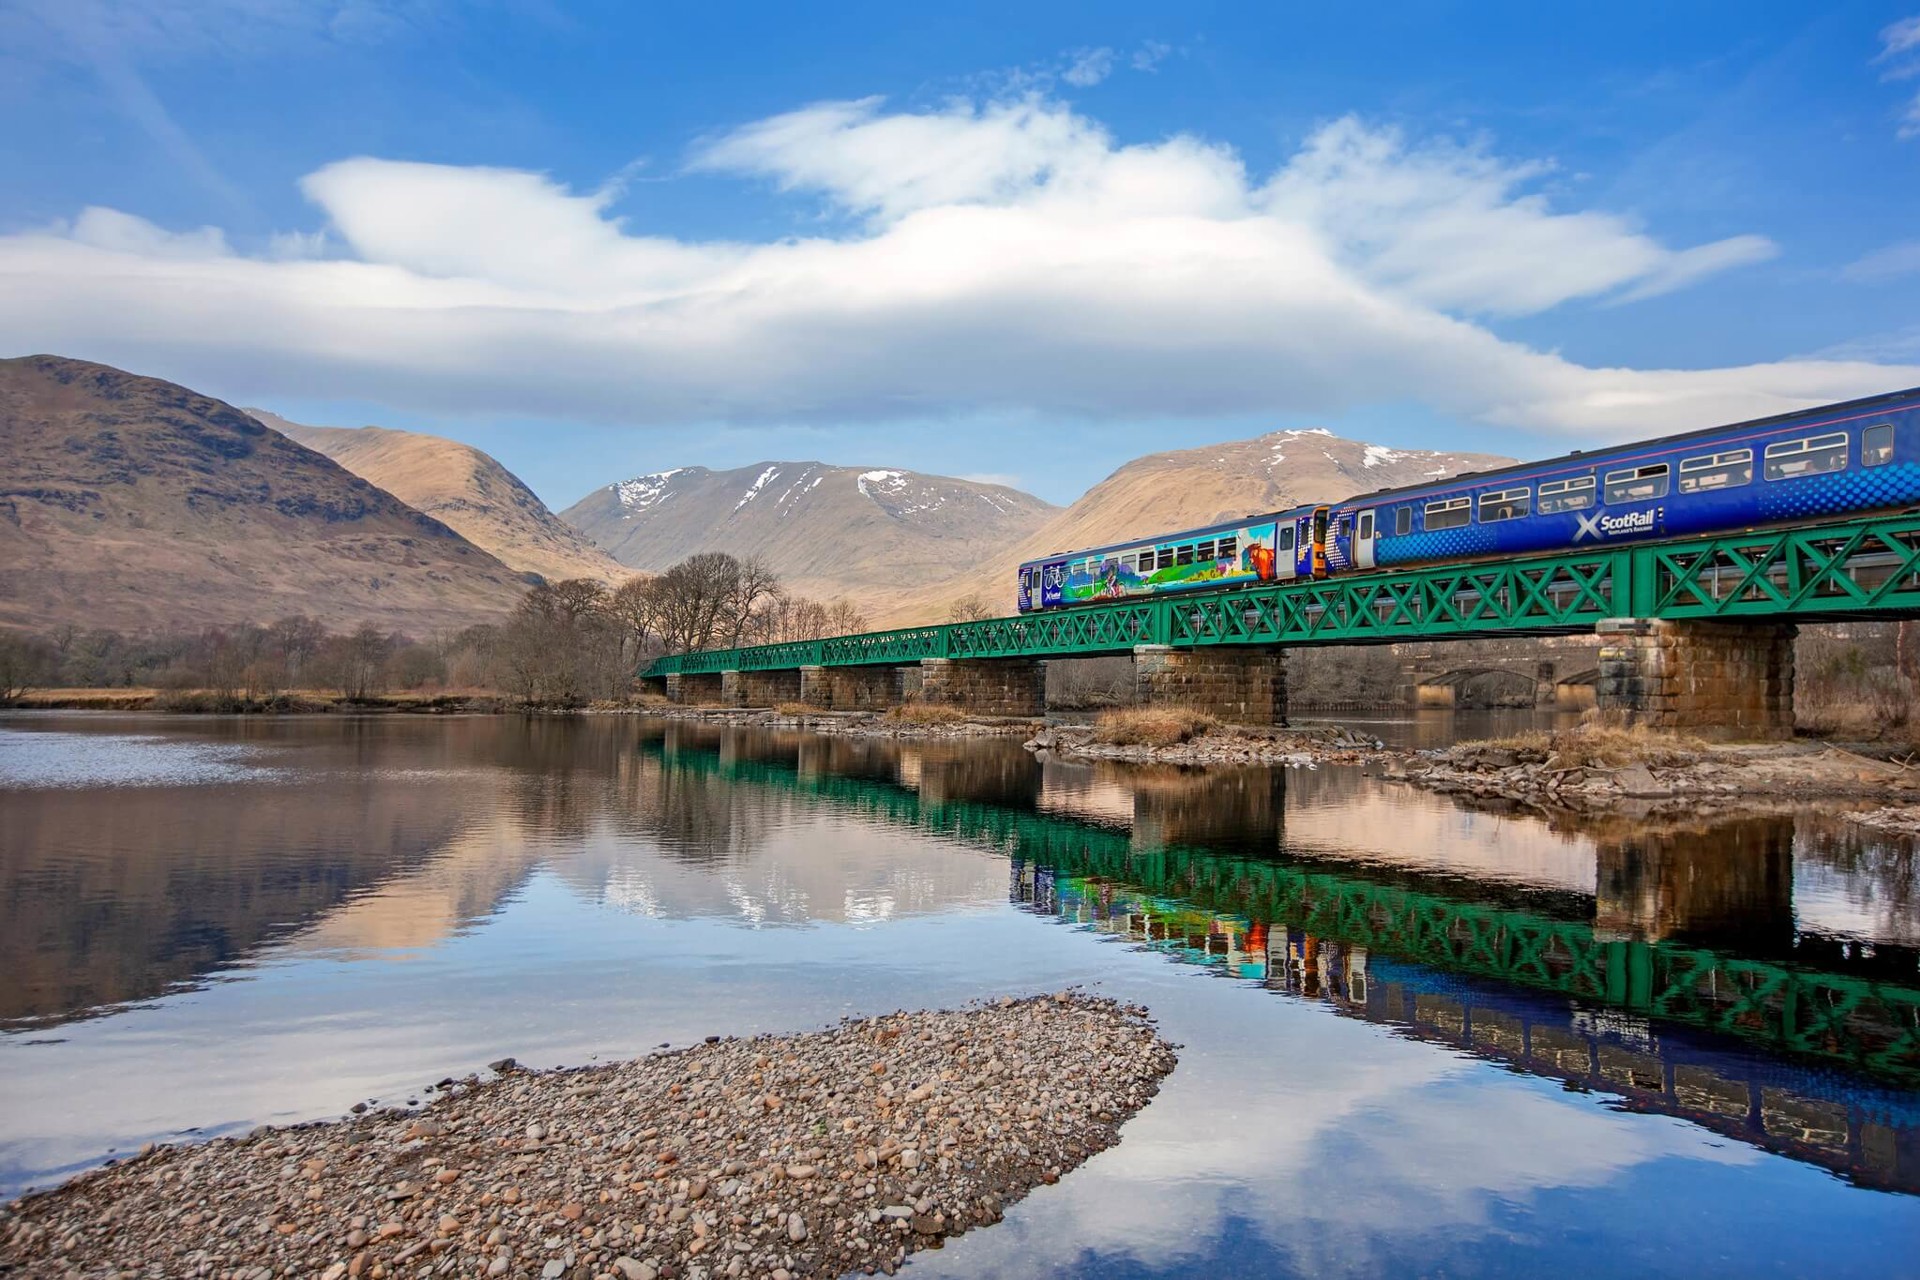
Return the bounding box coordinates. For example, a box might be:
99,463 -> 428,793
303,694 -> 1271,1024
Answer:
0,552 -> 868,708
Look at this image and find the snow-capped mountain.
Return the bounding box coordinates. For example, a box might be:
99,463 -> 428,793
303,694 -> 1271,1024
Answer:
561,462 -> 1058,604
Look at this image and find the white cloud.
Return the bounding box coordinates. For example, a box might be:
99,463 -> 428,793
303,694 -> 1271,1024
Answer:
0,94 -> 1908,440
1262,116 -> 1776,315
1842,239 -> 1920,282
1132,40 -> 1172,72
1062,47 -> 1114,88
1876,15 -> 1920,138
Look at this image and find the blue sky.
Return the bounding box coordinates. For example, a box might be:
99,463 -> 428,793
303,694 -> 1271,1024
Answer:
5,1 -> 1920,508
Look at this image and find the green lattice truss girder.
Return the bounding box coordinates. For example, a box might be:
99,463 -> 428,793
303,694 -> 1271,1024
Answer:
644,512 -> 1920,676
649,739 -> 1920,1083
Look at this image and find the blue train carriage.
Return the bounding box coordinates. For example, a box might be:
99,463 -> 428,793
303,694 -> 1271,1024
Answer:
1323,387 -> 1920,575
1016,510 -> 1322,612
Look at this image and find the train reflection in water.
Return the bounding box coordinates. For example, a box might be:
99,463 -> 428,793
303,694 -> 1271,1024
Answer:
1012,859 -> 1920,1194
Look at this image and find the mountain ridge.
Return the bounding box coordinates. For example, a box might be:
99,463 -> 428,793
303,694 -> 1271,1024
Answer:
0,355 -> 528,634
562,461 -> 1059,609
248,411 -> 629,586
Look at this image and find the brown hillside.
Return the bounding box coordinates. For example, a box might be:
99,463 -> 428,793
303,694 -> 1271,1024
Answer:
561,463 -> 1057,610
883,428 -> 1517,623
0,356 -> 528,635
251,411 -> 629,586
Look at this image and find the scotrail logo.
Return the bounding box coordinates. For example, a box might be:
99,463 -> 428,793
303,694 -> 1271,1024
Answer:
1574,506 -> 1660,542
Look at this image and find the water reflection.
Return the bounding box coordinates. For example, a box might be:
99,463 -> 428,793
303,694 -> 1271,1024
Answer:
1014,865 -> 1920,1192
3,712 -> 1920,1266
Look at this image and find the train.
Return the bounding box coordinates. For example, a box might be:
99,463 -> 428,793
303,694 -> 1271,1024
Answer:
1016,386 -> 1920,612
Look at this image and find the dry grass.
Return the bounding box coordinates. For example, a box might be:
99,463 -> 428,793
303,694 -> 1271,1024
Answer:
774,701 -> 819,716
1474,723 -> 1710,769
883,701 -> 972,725
1091,706 -> 1221,748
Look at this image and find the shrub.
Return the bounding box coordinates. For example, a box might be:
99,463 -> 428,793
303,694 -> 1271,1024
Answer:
1092,706 -> 1220,747
1472,723 -> 1709,769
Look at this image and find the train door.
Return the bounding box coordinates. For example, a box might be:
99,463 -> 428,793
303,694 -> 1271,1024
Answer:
1039,559 -> 1066,608
1290,514 -> 1314,579
1271,521 -> 1297,581
1311,506 -> 1330,578
1355,509 -> 1377,570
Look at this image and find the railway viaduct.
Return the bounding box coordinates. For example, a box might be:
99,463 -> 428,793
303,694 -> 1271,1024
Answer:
643,512 -> 1920,740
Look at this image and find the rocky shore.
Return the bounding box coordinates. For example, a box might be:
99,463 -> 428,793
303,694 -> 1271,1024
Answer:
1023,722 -> 1386,767
1845,805 -> 1920,836
1391,734 -> 1920,814
619,705 -> 1042,740
0,995 -> 1174,1280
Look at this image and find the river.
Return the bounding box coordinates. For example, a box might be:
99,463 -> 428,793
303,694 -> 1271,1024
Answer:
1,711 -> 1916,1277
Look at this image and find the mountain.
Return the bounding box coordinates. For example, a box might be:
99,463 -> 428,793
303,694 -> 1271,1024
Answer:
249,411 -> 629,586
885,427 -> 1517,623
561,462 -> 1058,608
0,356 -> 529,635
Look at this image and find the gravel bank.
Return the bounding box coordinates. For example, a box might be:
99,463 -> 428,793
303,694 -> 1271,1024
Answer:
1393,739 -> 1920,813
1,995 -> 1174,1280
1845,805 -> 1920,836
1024,722 -> 1386,767
616,706 -> 1040,740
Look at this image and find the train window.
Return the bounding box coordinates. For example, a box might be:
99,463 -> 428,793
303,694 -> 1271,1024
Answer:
1196,540 -> 1215,560
1175,545 -> 1194,566
1217,536 -> 1237,559
1358,511 -> 1374,540
1478,487 -> 1530,523
1425,497 -> 1471,530
1764,432 -> 1847,481
1396,506 -> 1412,536
1865,422 -> 1895,467
1678,448 -> 1753,494
1278,525 -> 1296,551
1538,475 -> 1596,513
1604,464 -> 1669,504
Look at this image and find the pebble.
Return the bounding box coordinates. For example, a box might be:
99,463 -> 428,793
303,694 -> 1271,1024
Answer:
0,996 -> 1175,1280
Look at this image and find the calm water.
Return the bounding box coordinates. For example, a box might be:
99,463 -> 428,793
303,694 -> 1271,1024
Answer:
2,712 -> 1918,1278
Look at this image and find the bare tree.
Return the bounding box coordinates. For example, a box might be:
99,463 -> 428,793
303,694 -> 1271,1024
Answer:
610,576 -> 662,660
0,632 -> 55,702
649,553 -> 749,653
320,624 -> 395,701
271,615 -> 326,690
825,599 -> 869,635
725,557 -> 782,647
945,594 -> 994,623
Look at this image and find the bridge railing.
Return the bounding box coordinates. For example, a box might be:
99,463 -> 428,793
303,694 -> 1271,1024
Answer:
642,512 -> 1920,678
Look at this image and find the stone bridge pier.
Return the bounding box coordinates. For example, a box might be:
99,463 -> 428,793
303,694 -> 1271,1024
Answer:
799,664 -> 907,711
664,671 -> 724,705
720,668 -> 802,708
918,658 -> 1047,717
1595,619 -> 1796,740
1133,645 -> 1288,726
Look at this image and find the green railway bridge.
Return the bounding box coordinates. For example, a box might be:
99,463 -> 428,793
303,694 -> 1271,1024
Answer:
642,512 -> 1920,737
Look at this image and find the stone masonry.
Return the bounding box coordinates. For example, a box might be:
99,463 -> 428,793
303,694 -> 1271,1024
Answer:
798,664 -> 904,711
1594,618 -> 1795,740
664,671 -> 724,705
918,658 -> 1047,717
1133,645 -> 1288,726
720,668 -> 803,708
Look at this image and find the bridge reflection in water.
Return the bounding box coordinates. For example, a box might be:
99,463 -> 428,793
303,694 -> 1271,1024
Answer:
645,723 -> 1920,1193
